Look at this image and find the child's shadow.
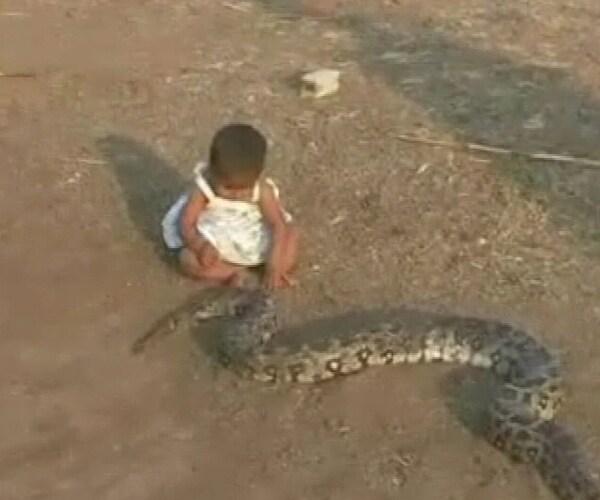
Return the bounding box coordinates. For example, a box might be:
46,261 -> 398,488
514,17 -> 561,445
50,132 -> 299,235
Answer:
96,135 -> 186,264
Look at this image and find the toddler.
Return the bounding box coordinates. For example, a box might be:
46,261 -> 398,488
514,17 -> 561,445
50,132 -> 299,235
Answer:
161,123 -> 298,289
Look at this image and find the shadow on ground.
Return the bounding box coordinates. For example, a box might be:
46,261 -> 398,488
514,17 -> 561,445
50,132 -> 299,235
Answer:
441,367 -> 497,438
350,15 -> 600,250
254,0 -> 600,251
96,135 -> 186,263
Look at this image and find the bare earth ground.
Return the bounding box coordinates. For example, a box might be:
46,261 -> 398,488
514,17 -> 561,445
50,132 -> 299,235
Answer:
1,0 -> 600,499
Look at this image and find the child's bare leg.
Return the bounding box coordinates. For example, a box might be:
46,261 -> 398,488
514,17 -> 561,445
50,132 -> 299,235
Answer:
179,248 -> 240,285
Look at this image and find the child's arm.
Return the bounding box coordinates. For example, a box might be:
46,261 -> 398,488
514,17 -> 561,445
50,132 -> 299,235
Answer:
181,189 -> 213,259
259,182 -> 293,290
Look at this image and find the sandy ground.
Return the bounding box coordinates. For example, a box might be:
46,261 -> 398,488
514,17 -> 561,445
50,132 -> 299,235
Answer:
1,0 -> 600,499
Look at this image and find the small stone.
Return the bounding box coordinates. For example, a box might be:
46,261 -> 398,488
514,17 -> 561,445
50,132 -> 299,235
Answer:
416,163 -> 430,174
300,69 -> 340,98
329,213 -> 346,226
172,429 -> 194,441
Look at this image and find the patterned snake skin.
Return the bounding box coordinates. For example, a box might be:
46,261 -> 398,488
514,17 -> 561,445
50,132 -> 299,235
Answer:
134,288 -> 599,500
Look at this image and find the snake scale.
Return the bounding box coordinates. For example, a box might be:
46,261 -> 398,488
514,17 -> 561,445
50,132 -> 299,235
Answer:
134,287 -> 599,500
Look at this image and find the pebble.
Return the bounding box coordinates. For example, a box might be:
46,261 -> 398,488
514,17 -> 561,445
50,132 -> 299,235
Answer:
300,68 -> 340,98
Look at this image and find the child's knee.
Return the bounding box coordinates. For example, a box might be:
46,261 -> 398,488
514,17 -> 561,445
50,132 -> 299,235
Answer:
180,246 -> 239,278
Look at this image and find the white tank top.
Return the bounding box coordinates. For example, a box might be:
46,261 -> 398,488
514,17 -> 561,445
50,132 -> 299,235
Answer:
161,162 -> 291,266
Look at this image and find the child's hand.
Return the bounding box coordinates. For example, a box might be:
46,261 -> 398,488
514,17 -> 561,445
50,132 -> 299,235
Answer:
263,261 -> 285,291
264,260 -> 296,290
189,235 -> 219,267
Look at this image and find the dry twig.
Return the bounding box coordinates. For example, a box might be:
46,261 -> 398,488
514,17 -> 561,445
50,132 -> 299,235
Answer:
396,133 -> 600,169
222,1 -> 250,12
0,71 -> 36,78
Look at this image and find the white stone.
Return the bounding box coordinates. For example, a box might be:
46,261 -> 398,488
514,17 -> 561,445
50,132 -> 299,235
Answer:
300,69 -> 340,98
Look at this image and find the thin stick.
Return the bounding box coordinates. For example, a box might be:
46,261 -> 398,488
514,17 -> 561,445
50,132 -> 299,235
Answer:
271,13 -> 338,21
0,72 -> 36,78
222,2 -> 250,12
396,133 -> 600,169
67,158 -> 108,165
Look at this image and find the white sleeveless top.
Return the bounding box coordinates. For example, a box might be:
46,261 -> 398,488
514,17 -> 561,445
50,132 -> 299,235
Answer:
161,162 -> 291,266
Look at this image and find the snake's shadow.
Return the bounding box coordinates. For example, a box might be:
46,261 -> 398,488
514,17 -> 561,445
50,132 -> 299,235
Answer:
440,366 -> 500,439
188,316 -> 235,370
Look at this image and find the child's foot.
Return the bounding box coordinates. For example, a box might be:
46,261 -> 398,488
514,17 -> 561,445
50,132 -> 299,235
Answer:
179,248 -> 247,287
197,276 -> 232,287
229,269 -> 259,289
282,273 -> 298,287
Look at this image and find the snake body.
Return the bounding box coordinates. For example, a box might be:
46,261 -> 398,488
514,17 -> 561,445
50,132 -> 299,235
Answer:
136,288 -> 599,500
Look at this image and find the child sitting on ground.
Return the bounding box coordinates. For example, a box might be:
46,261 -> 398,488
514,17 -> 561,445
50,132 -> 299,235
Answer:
161,123 -> 298,289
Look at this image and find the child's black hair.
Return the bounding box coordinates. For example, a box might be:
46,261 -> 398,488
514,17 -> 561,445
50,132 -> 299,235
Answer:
209,123 -> 267,186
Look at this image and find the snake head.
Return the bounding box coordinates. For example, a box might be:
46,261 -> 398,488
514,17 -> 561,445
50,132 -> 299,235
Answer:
221,288 -> 278,356
230,288 -> 274,318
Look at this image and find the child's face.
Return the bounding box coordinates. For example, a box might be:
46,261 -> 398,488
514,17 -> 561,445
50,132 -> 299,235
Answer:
209,163 -> 261,201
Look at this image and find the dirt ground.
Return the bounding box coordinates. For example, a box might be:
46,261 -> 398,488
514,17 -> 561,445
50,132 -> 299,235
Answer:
1,0 -> 600,499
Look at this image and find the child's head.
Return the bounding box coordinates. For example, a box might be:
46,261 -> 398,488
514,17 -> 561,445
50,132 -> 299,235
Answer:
209,123 -> 267,190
